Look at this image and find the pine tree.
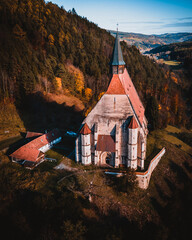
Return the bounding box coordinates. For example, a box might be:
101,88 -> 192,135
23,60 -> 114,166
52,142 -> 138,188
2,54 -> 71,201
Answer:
145,96 -> 159,130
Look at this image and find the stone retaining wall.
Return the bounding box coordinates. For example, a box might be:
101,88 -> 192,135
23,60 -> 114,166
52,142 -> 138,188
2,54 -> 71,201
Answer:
136,147 -> 166,189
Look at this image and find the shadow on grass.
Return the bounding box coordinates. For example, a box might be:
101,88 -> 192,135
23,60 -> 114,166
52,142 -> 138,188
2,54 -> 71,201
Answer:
6,92 -> 83,164
15,92 -> 84,133
144,146 -> 161,171
150,158 -> 192,240
5,135 -> 28,155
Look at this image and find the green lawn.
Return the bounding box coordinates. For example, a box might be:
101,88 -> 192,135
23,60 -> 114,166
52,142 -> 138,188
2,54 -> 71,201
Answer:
45,148 -> 65,161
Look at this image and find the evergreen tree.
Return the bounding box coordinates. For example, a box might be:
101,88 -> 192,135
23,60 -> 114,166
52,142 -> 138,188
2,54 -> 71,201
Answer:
145,96 -> 159,130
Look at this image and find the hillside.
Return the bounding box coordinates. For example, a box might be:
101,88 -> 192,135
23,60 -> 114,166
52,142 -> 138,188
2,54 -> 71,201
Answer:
109,30 -> 192,52
146,40 -> 192,67
0,0 -> 170,98
0,0 -> 190,135
0,125 -> 192,239
145,41 -> 192,126
0,1 -> 192,239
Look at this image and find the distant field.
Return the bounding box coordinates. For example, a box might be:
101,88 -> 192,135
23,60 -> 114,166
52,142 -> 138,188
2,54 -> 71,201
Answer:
162,60 -> 181,66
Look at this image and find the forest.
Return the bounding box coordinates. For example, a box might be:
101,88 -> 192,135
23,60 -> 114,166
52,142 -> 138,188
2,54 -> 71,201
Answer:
0,0 -> 190,130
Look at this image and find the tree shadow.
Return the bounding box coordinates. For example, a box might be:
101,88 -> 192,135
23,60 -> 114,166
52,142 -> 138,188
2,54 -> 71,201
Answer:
150,159 -> 192,240
164,178 -> 177,193
6,134 -> 29,155
16,92 -> 84,133
154,183 -> 170,202
6,92 -> 84,163
169,160 -> 192,184
183,161 -> 192,174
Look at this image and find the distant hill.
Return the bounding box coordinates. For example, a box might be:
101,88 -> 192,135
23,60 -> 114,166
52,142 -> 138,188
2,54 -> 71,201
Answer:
146,40 -> 192,126
146,40 -> 192,60
145,41 -> 192,78
109,30 -> 192,52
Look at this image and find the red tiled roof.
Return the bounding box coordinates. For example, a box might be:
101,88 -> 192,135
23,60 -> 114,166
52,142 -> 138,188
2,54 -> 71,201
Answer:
105,69 -> 145,124
128,116 -> 138,129
26,131 -> 43,138
106,74 -> 126,94
119,69 -> 145,124
10,129 -> 60,162
96,135 -> 115,152
80,123 -> 91,135
10,146 -> 41,162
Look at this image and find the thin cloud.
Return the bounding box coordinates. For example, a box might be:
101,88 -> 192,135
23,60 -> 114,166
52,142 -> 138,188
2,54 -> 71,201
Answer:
118,21 -> 163,24
177,17 -> 192,21
164,22 -> 192,27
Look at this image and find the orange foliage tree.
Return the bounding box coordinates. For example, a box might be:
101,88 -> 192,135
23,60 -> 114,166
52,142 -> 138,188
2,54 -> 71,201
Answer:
55,77 -> 62,90
98,92 -> 105,101
85,88 -> 92,101
66,64 -> 85,94
48,34 -> 54,45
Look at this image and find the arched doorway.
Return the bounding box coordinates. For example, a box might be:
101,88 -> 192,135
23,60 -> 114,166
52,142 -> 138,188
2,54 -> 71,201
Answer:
100,152 -> 113,166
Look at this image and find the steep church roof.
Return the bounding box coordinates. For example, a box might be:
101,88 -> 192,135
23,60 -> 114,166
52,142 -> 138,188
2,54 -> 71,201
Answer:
111,31 -> 125,66
105,68 -> 145,124
107,30 -> 145,124
80,123 -> 91,135
106,74 -> 126,94
119,69 -> 145,124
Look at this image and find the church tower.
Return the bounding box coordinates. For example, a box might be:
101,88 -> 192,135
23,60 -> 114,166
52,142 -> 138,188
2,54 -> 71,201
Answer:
111,30 -> 125,74
79,123 -> 92,165
127,116 -> 138,169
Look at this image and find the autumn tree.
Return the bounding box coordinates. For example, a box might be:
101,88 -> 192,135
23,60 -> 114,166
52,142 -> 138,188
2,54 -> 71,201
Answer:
66,65 -> 85,94
84,88 -> 92,101
13,24 -> 26,39
48,34 -> 54,45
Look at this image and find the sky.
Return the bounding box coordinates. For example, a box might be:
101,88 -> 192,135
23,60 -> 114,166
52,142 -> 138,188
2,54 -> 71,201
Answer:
48,0 -> 192,34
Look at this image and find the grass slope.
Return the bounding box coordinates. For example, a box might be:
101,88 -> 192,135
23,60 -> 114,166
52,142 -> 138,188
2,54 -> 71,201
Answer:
0,125 -> 192,239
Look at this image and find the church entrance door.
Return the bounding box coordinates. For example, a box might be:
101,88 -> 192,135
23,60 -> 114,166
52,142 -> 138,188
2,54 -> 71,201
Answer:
100,152 -> 113,166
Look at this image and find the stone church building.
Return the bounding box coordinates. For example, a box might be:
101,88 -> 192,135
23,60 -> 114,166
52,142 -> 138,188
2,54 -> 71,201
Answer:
75,31 -> 148,170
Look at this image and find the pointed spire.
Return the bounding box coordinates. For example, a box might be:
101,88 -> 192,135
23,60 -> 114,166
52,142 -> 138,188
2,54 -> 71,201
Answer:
80,123 -> 91,135
111,29 -> 125,67
128,116 -> 138,129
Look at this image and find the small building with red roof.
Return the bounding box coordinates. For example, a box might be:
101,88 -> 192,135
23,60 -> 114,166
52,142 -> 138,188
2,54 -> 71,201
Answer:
75,30 -> 148,170
10,129 -> 61,169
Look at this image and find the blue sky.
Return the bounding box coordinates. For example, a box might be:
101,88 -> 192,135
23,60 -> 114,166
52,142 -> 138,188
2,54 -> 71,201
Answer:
48,0 -> 192,34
